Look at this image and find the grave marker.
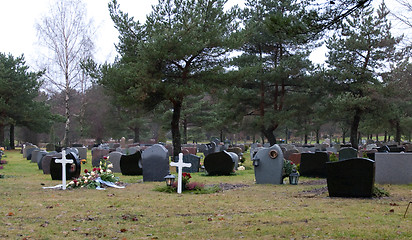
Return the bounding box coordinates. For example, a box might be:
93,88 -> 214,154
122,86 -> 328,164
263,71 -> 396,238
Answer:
54,150 -> 73,190
170,153 -> 192,193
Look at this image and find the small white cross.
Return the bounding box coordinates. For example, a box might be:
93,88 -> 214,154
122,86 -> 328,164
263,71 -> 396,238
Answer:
55,150 -> 73,190
170,153 -> 192,194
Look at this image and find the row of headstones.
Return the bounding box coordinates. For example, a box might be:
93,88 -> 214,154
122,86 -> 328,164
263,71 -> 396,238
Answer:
92,144 -> 240,180
22,144 -> 83,180
252,144 -> 412,197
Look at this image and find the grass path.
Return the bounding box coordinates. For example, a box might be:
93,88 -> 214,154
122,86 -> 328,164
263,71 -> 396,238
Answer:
0,149 -> 411,239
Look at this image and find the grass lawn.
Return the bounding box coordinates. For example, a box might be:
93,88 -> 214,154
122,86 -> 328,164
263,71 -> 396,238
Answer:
0,148 -> 411,239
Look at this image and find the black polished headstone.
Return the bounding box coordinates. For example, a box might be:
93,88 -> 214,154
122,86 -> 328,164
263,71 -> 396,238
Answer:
338,147 -> 358,161
326,158 -> 375,198
50,152 -> 81,180
299,151 -> 329,178
141,144 -> 169,181
204,151 -> 236,176
120,151 -> 142,175
173,154 -> 201,173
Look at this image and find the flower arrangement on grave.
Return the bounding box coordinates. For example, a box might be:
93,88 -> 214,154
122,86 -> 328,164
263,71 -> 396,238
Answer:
282,159 -> 297,179
80,159 -> 87,164
67,156 -> 121,189
182,172 -> 191,185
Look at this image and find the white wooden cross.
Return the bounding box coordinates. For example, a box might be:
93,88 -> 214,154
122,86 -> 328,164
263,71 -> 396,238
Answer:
55,150 -> 73,190
170,153 -> 192,194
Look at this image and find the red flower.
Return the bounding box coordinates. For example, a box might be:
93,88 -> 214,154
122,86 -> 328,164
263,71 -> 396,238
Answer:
93,168 -> 97,172
84,169 -> 88,174
73,179 -> 78,183
103,169 -> 106,172
103,156 -> 108,160
97,168 -> 101,172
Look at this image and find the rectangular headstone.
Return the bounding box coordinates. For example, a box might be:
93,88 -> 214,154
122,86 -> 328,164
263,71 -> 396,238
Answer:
375,153 -> 412,184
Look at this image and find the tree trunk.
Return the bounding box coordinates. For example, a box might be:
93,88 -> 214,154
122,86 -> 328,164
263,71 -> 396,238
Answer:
384,131 -> 387,142
304,134 -> 308,144
0,123 -> 4,146
376,133 -> 379,142
350,109 -> 361,149
171,99 -> 182,158
285,127 -> 288,144
262,126 -> 276,146
133,127 -> 140,143
315,129 -> 320,144
9,124 -> 15,149
395,120 -> 401,144
182,116 -> 188,144
62,86 -> 70,147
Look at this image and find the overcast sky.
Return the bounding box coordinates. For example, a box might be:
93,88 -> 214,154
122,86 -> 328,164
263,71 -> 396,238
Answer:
0,0 -> 407,71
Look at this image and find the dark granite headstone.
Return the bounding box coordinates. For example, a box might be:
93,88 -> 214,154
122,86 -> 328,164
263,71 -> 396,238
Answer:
339,147 -> 358,161
42,153 -> 61,174
108,151 -> 122,173
75,147 -> 87,160
204,151 -> 236,176
120,151 -> 143,175
50,152 -> 81,180
253,144 -> 284,184
326,158 -> 375,198
299,151 -> 329,178
141,144 -> 169,181
35,151 -> 50,170
173,154 -> 201,173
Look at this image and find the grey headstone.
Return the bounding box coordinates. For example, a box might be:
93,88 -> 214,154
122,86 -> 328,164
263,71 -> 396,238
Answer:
23,144 -> 36,158
108,151 -> 122,173
339,147 -> 358,161
30,149 -> 41,163
36,151 -> 50,170
375,153 -> 412,184
75,147 -> 87,160
141,144 -> 170,181
42,152 -> 62,174
253,144 -> 284,184
122,146 -> 139,155
91,148 -> 110,167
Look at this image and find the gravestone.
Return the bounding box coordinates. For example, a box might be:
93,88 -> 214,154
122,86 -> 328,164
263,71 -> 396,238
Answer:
36,151 -> 50,170
75,147 -> 87,160
204,151 -> 237,176
108,151 -> 123,173
91,148 -> 110,167
171,153 -> 192,194
289,153 -> 301,165
30,149 -> 41,163
26,147 -> 40,161
122,146 -> 139,155
141,144 -> 169,181
338,147 -> 358,161
173,154 -> 201,173
299,151 -> 329,178
284,149 -> 299,161
226,147 -> 243,163
120,137 -> 126,148
375,153 -> 412,184
23,145 -> 36,159
42,153 -> 62,174
252,144 -> 284,184
50,151 -> 81,181
120,151 -> 143,175
326,158 -> 375,198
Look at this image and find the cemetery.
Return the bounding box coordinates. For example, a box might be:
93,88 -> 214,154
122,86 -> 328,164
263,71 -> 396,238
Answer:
1,0 -> 412,239
0,141 -> 412,239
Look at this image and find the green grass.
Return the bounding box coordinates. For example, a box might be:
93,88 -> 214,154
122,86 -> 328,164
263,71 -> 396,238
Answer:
0,149 -> 411,239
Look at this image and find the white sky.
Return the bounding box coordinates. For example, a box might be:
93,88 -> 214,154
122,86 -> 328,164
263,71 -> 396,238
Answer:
0,0 -> 408,71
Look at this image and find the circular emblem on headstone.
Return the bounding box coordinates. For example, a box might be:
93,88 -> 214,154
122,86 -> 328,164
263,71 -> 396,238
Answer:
269,150 -> 278,159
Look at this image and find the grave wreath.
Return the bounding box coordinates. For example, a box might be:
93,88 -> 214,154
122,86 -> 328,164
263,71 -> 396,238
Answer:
283,159 -> 297,179
67,156 -> 122,189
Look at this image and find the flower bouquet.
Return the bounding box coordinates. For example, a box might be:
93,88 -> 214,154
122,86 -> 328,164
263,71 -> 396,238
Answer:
67,156 -> 122,189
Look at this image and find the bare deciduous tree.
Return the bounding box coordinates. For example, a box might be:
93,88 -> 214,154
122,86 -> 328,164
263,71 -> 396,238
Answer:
36,0 -> 94,146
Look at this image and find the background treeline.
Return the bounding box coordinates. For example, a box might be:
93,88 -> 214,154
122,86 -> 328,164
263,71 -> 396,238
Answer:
0,0 -> 411,151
